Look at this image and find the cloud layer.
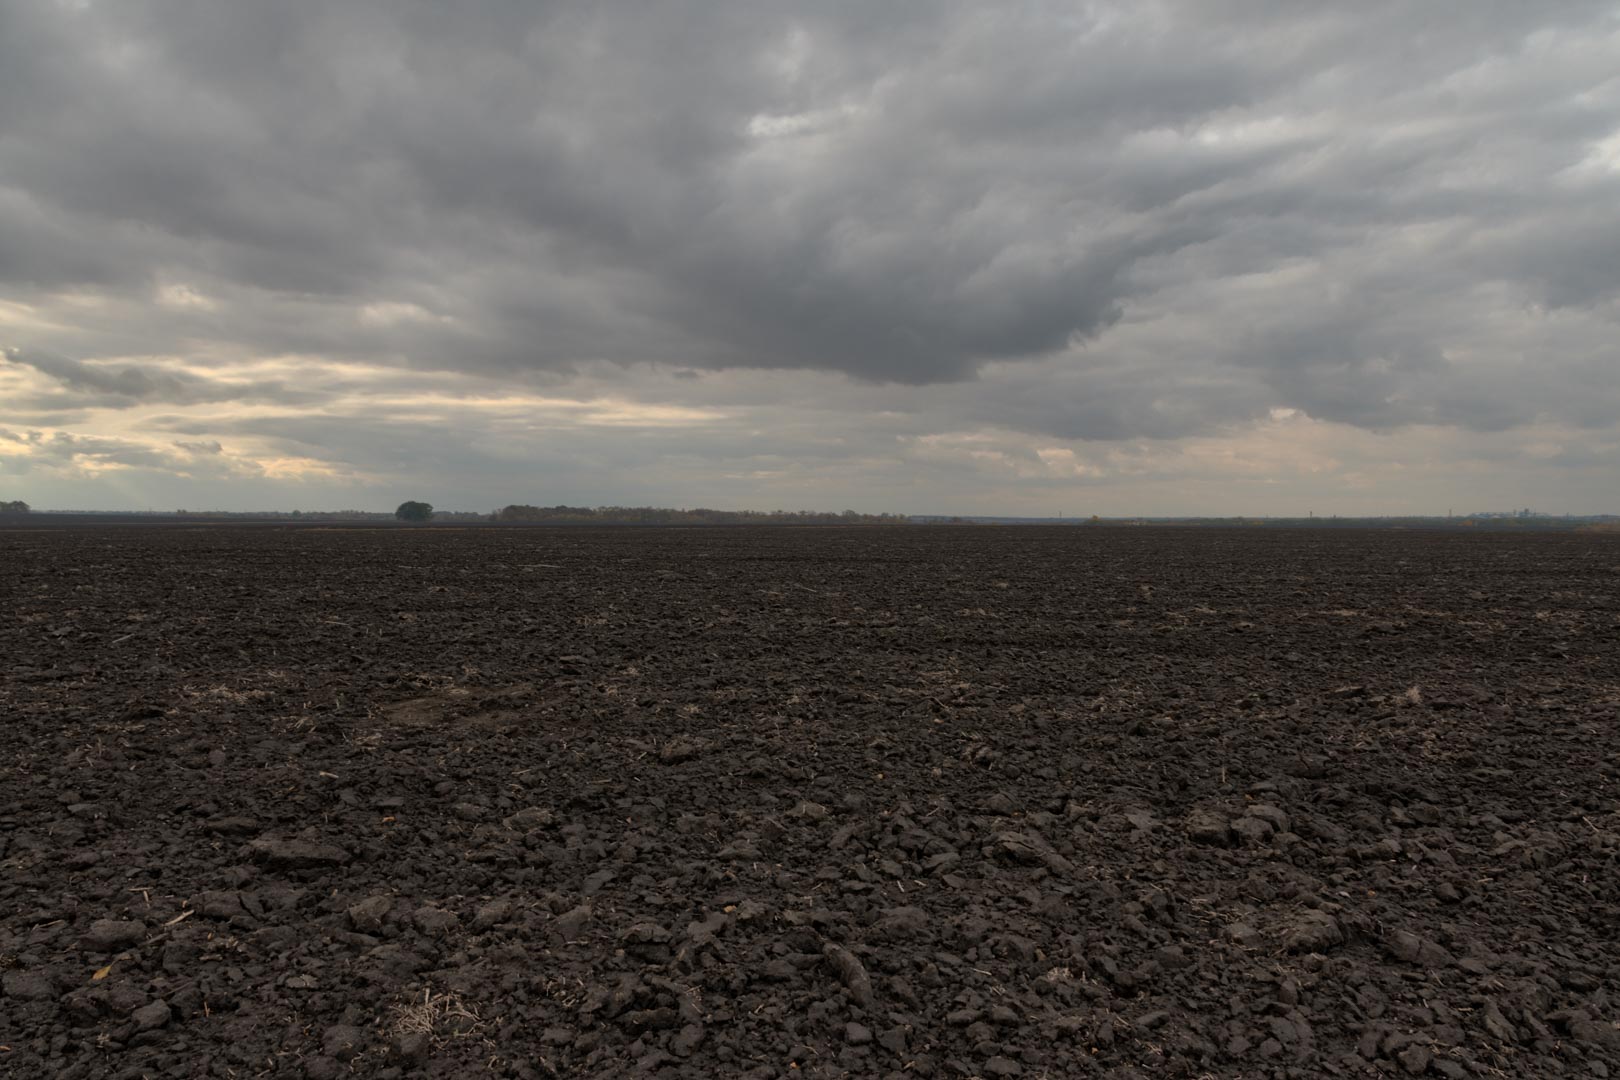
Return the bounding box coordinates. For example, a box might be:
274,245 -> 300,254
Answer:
1,1 -> 1617,512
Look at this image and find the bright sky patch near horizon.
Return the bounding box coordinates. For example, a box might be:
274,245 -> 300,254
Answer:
1,1 -> 1617,516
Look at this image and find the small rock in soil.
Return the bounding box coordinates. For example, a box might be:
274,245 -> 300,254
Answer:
618,920 -> 671,946
659,737 -> 706,763
988,831 -> 1074,872
2,971 -> 57,1001
1387,930 -> 1453,968
348,895 -> 393,931
555,902 -> 592,939
875,906 -> 929,938
503,807 -> 554,830
1231,816 -> 1273,845
1186,810 -> 1231,846
1227,922 -> 1262,948
413,905 -> 459,935
132,1000 -> 171,1031
1570,1019 -> 1620,1047
1397,1043 -> 1432,1074
788,800 -> 830,821
195,890 -> 244,919
1247,804 -> 1290,832
1283,911 -> 1343,953
81,919 -> 145,952
672,1023 -> 706,1056
248,837 -> 349,869
473,898 -> 513,930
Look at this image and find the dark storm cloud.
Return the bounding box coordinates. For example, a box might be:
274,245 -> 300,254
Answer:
1,348 -> 320,409
1,0 -> 1617,441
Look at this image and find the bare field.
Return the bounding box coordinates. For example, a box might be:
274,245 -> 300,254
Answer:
3,525 -> 1619,1078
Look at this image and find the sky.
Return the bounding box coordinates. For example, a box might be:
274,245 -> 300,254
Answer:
2,1 -> 1618,516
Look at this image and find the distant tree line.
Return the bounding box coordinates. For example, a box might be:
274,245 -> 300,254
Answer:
394,501 -> 500,522
0,500 -> 915,524
493,504 -> 908,526
172,508 -> 396,520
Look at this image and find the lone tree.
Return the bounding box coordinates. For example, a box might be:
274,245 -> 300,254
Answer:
395,500 -> 433,522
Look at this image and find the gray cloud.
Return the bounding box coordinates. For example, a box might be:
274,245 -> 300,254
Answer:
1,348 -> 322,409
1,1 -> 1618,510
1,428 -> 182,471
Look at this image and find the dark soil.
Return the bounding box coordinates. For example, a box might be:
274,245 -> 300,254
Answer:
3,525 -> 1619,1079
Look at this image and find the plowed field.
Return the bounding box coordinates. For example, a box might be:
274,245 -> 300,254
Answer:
3,525 -> 1619,1078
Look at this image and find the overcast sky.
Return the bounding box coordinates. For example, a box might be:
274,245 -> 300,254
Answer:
2,1 -> 1617,515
